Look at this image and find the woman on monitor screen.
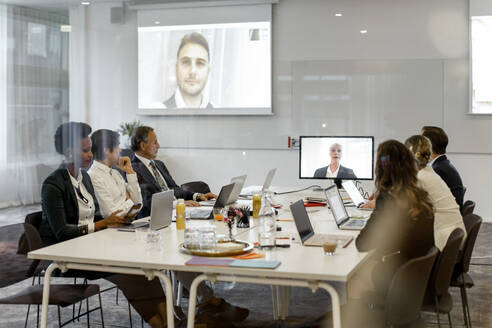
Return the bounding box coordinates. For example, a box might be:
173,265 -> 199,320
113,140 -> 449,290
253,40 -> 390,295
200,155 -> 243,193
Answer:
313,143 -> 357,179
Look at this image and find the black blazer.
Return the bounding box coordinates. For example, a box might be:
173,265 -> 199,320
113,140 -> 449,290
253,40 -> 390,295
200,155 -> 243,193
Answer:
39,164 -> 102,246
131,156 -> 194,218
313,165 -> 357,180
163,93 -> 214,109
432,155 -> 464,211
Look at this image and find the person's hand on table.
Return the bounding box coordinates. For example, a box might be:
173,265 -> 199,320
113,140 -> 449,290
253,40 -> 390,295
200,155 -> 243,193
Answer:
199,192 -> 217,201
185,200 -> 200,207
359,199 -> 375,209
95,210 -> 125,230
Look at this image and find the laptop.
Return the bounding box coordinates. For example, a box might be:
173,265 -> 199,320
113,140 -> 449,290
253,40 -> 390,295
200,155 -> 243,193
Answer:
325,185 -> 368,230
342,181 -> 365,207
240,168 -> 277,197
199,175 -> 247,206
187,183 -> 236,219
119,190 -> 174,231
289,200 -> 353,247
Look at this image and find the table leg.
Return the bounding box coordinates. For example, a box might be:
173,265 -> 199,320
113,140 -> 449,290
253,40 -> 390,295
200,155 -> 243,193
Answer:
279,286 -> 291,320
40,262 -> 59,328
271,285 -> 279,320
187,274 -> 209,328
151,271 -> 175,328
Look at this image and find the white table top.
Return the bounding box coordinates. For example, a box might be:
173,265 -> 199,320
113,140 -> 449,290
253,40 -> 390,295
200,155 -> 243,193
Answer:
29,187 -> 370,282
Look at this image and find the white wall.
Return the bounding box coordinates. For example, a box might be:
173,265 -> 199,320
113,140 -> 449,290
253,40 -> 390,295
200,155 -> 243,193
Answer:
70,0 -> 492,219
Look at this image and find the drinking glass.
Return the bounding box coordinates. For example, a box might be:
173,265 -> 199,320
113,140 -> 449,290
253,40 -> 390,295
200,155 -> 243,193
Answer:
213,207 -> 226,221
322,241 -> 337,256
184,227 -> 200,249
199,226 -> 217,249
145,229 -> 162,251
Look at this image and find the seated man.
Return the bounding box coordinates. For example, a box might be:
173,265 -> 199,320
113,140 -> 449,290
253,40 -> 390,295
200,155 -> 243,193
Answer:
88,129 -> 142,217
422,126 -> 465,211
131,125 -> 216,218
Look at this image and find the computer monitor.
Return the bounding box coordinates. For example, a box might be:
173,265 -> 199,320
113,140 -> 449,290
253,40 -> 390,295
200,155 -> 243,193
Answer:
299,136 -> 374,188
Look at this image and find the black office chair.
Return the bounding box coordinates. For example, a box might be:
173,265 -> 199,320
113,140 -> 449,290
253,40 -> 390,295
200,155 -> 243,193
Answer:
181,181 -> 211,194
462,200 -> 476,217
422,228 -> 465,327
451,213 -> 482,328
323,247 -> 439,328
2,217 -> 104,328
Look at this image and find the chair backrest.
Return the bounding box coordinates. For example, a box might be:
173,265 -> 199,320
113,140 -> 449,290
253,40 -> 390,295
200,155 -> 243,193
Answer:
17,211 -> 43,255
430,228 -> 465,297
23,223 -> 44,252
459,213 -> 482,273
385,247 -> 439,326
25,211 -> 43,230
462,200 -> 476,217
181,181 -> 211,194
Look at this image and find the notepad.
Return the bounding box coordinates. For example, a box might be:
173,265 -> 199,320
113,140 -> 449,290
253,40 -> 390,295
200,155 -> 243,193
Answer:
229,260 -> 281,269
185,257 -> 234,267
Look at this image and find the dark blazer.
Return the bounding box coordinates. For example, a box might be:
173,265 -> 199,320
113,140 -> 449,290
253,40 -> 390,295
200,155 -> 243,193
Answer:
313,165 -> 357,180
39,164 -> 102,246
432,155 -> 464,211
163,93 -> 214,109
356,191 -> 435,292
131,156 -> 194,218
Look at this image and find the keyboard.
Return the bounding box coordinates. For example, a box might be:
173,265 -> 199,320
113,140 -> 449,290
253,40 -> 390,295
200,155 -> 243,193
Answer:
344,220 -> 365,227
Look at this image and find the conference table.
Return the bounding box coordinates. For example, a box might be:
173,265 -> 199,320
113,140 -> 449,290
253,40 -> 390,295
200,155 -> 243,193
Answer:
28,187 -> 370,328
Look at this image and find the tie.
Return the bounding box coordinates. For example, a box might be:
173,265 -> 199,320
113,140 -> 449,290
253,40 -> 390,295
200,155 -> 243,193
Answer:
149,161 -> 168,191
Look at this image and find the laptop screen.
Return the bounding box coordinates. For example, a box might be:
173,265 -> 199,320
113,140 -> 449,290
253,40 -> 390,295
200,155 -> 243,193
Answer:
289,200 -> 314,243
342,181 -> 365,206
324,185 -> 349,225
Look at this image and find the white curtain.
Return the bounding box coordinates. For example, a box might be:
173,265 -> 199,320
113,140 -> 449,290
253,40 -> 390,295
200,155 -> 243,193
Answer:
0,5 -> 68,208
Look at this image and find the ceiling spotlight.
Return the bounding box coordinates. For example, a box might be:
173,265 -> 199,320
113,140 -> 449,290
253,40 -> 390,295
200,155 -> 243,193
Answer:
335,13 -> 343,17
154,21 -> 160,25
322,123 -> 327,128
360,30 -> 368,34
81,1 -> 90,5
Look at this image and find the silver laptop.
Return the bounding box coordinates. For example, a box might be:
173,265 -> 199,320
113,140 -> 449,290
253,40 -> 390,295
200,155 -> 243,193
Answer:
342,181 -> 365,207
188,183 -> 236,219
200,175 -> 247,206
240,168 -> 277,197
120,190 -> 174,231
325,185 -> 368,230
289,200 -> 353,247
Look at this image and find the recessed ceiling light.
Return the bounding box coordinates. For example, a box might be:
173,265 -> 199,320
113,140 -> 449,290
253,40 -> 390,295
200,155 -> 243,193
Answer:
322,123 -> 327,128
154,21 -> 160,25
360,30 -> 368,34
60,25 -> 72,32
81,1 -> 90,5
335,13 -> 343,17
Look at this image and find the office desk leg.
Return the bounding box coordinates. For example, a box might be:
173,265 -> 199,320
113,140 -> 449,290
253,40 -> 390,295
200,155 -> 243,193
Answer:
152,271 -> 175,328
187,274 -> 342,328
40,262 -> 59,328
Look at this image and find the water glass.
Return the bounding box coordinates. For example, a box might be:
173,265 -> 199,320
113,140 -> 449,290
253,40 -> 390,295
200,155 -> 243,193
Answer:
135,226 -> 149,243
199,226 -> 217,249
184,227 -> 200,249
322,241 -> 337,256
258,216 -> 276,247
145,229 -> 162,251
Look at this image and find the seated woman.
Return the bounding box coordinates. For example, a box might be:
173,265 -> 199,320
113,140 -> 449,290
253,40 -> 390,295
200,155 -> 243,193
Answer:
405,135 -> 466,250
355,139 -> 435,294
313,143 -> 357,179
38,122 -> 170,328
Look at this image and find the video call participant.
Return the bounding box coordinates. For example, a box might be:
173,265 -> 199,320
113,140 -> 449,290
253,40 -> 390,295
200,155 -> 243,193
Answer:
164,32 -> 213,109
405,135 -> 466,250
39,122 -> 171,327
131,126 -> 217,218
421,126 -> 465,212
88,129 -> 142,218
313,143 -> 357,179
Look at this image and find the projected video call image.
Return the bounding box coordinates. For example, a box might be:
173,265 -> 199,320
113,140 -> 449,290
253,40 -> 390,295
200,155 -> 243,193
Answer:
138,22 -> 271,113
299,136 -> 374,180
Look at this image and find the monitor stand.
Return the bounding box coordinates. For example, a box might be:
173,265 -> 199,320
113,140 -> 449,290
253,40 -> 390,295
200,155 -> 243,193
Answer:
334,178 -> 343,189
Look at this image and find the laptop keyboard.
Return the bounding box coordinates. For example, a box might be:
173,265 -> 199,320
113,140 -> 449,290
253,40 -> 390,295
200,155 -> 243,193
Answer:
345,220 -> 365,227
308,234 -> 337,244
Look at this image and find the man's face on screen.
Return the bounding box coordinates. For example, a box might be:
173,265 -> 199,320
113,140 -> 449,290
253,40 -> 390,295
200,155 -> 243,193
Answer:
176,43 -> 210,98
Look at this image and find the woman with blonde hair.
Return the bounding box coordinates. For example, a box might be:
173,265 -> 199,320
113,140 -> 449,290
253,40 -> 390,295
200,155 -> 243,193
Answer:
405,135 -> 466,250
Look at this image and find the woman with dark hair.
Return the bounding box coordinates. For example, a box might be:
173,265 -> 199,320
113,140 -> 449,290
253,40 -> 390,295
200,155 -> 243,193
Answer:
355,139 -> 435,293
39,122 -> 172,327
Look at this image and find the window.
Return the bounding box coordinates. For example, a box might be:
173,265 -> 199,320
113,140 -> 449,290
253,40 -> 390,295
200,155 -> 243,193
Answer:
471,15 -> 492,113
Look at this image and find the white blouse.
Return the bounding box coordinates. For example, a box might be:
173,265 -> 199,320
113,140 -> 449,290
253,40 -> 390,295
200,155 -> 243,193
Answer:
68,169 -> 95,233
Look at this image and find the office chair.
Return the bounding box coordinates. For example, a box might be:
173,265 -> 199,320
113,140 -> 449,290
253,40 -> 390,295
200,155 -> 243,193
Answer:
422,228 -> 465,327
1,217 -> 104,328
462,200 -> 476,217
181,181 -> 211,194
450,213 -> 482,328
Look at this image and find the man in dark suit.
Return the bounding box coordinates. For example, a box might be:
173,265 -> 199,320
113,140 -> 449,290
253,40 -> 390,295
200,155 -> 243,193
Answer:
313,143 -> 357,179
130,126 -> 216,218
422,126 -> 464,211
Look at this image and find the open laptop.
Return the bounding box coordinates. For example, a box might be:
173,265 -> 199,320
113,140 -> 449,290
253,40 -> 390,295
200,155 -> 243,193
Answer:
289,200 -> 353,247
325,185 -> 369,230
200,175 -> 247,206
187,183 -> 236,219
240,168 -> 277,197
119,190 -> 174,231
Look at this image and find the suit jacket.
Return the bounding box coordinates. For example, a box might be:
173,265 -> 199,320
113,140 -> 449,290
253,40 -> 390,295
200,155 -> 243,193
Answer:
131,156 -> 194,218
313,165 -> 357,179
39,164 -> 102,246
163,93 -> 214,109
432,155 -> 464,211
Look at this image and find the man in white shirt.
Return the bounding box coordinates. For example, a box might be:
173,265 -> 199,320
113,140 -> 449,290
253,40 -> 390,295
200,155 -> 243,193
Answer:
88,129 -> 142,218
131,126 -> 216,218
